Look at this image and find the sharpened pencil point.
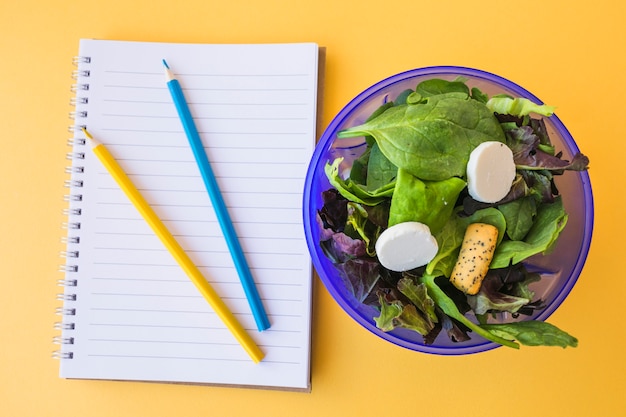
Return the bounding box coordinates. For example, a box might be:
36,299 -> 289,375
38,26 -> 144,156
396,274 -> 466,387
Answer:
81,127 -> 93,140
162,60 -> 175,82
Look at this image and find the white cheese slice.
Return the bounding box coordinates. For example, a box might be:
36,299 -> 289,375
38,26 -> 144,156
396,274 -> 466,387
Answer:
375,222 -> 438,272
467,141 -> 516,203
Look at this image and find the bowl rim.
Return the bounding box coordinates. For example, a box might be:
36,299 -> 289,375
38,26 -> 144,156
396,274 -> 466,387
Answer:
303,65 -> 594,355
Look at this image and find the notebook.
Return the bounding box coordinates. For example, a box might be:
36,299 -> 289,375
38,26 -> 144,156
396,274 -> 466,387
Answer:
56,39 -> 319,391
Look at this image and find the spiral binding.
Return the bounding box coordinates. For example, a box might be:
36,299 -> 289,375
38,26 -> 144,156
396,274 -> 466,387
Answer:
54,322 -> 76,330
54,54 -> 91,361
52,351 -> 74,360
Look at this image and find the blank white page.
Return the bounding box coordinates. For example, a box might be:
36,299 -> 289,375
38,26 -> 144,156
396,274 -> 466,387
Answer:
59,39 -> 318,390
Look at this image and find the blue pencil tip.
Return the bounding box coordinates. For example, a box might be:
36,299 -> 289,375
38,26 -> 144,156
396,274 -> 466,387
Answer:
162,59 -> 169,69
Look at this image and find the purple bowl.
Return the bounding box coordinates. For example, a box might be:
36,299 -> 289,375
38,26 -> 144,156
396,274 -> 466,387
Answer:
303,66 -> 594,355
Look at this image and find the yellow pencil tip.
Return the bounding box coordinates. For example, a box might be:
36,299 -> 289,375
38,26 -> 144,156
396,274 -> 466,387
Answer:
81,127 -> 93,140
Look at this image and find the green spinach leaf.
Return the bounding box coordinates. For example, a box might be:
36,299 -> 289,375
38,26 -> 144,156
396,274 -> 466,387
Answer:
415,78 -> 470,98
420,274 -> 519,349
366,143 -> 397,191
470,87 -> 489,103
394,88 -> 414,105
348,147 -> 370,185
498,196 -> 537,240
491,196 -> 568,268
426,207 -> 507,277
425,214 -> 466,277
481,321 -> 578,348
325,157 -> 395,206
337,94 -> 505,181
388,168 -> 466,234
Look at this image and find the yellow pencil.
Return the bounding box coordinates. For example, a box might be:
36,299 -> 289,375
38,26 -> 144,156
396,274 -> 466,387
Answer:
81,128 -> 265,363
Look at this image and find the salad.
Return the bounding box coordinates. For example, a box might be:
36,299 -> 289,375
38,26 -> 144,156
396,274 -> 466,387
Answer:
317,77 -> 589,349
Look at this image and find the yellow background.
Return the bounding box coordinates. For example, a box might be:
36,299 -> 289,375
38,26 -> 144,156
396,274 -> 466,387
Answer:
1,0 -> 624,416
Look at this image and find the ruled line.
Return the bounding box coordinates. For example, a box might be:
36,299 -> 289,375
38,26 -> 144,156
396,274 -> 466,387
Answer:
88,307 -> 304,318
102,113 -> 308,121
103,84 -> 309,92
102,98 -> 310,106
91,292 -> 304,302
104,70 -> 310,77
87,338 -> 303,350
92,262 -> 306,272
91,276 -> 305,287
85,354 -> 302,365
97,172 -> 304,180
93,246 -> 307,257
89,322 -> 303,334
93,231 -> 304,241
102,128 -> 309,135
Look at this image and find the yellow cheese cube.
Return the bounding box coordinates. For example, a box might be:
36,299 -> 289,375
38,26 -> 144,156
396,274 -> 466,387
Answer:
450,223 -> 498,295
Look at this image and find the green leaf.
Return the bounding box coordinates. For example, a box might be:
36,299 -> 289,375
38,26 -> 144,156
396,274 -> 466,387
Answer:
366,143 -> 397,191
388,169 -> 466,234
487,96 -> 555,117
481,321 -> 578,348
491,197 -> 568,268
406,91 -> 424,105
394,89 -> 414,105
467,278 -> 530,315
426,208 -> 507,277
363,101 -> 396,147
337,94 -> 506,181
324,158 -> 395,206
348,147 -> 370,185
420,274 -> 519,349
498,196 -> 537,241
415,79 -> 470,98
511,273 -> 541,301
425,215 -> 466,277
464,207 -> 508,245
374,294 -> 403,332
345,202 -> 382,257
470,87 -> 489,104
374,284 -> 437,336
395,304 -> 434,336
397,277 -> 438,324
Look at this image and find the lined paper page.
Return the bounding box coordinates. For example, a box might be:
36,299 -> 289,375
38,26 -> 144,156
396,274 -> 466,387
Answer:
60,39 -> 317,390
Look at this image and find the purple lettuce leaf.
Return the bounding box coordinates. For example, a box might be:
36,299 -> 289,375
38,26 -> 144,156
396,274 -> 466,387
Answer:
467,264 -> 545,316
335,258 -> 381,303
318,189 -> 348,233
467,272 -> 530,315
506,125 -> 589,171
440,313 -> 471,343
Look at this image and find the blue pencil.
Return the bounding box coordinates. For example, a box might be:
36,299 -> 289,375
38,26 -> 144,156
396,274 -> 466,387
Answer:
163,60 -> 270,331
